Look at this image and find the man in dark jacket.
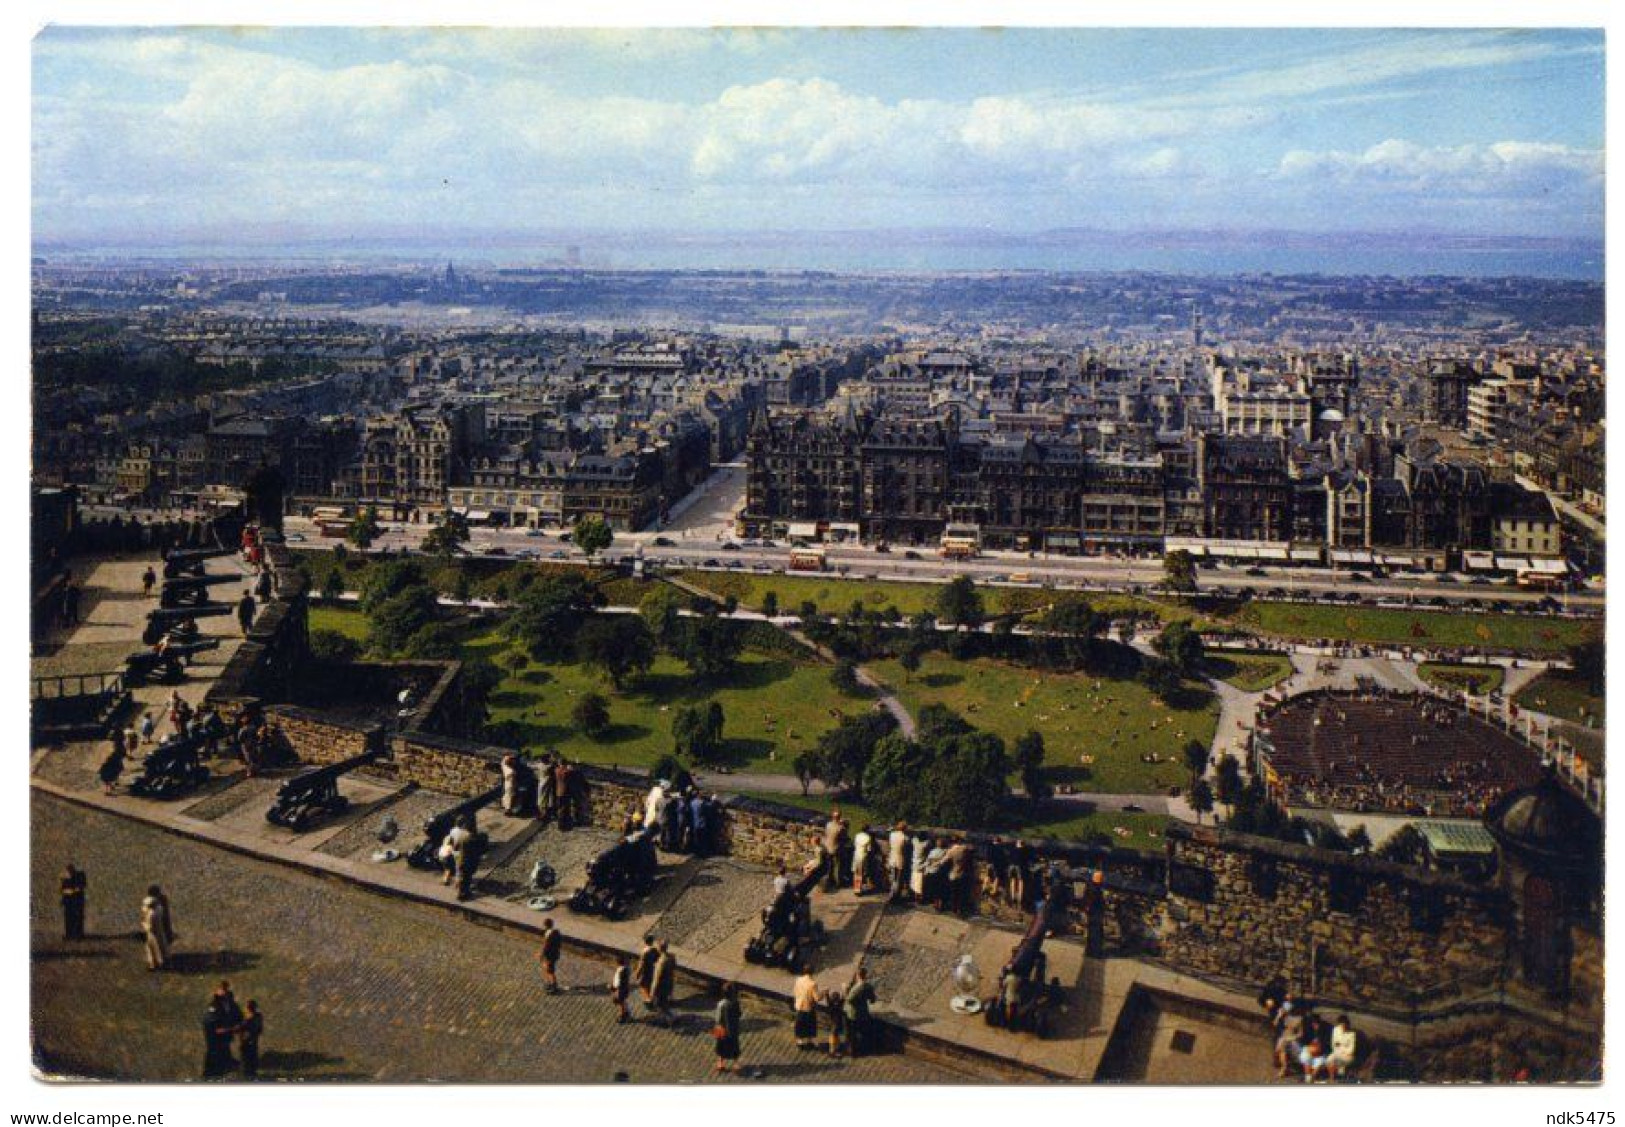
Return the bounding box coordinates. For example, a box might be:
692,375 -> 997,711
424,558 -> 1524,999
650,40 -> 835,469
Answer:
59,864 -> 87,941
202,981 -> 243,1079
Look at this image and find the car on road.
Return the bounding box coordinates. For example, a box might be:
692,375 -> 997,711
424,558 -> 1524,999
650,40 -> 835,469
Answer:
548,549 -> 568,559
1347,572 -> 1370,582
903,550 -> 922,560
653,536 -> 676,547
874,543 -> 891,553
514,548 -> 540,560
559,532 -> 572,543
721,541 -> 740,551
483,546 -> 508,557
703,558 -> 719,567
1122,803 -> 1146,814
1244,566 -> 1266,577
1467,576 -> 1491,586
524,528 -> 546,537
1436,573 -> 1458,583
285,532 -> 306,543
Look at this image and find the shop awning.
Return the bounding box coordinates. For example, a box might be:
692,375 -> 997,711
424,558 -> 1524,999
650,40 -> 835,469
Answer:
1495,556 -> 1531,571
787,523 -> 820,539
1463,551 -> 1495,570
1258,546 -> 1290,560
1528,558 -> 1568,574
1290,547 -> 1322,561
1330,549 -> 1372,564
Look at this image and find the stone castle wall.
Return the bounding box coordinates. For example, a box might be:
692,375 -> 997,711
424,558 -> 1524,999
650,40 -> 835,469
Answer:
1156,824 -> 1510,1006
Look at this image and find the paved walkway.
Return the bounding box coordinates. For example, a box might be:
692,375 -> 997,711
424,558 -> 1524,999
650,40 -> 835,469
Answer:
31,791 -> 966,1084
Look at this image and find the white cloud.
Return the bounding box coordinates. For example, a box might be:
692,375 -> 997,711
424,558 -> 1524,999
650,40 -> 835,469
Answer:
1278,139 -> 1603,189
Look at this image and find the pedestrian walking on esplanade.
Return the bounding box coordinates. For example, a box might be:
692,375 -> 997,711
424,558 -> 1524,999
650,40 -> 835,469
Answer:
712,983 -> 742,1075
142,566 -> 157,598
99,734 -> 127,796
62,582 -> 81,626
141,884 -> 175,971
538,918 -> 563,994
793,967 -> 820,1049
236,590 -> 256,635
634,935 -> 659,1008
237,1000 -> 264,1079
60,863 -> 87,941
651,940 -> 677,1026
201,980 -> 242,1079
610,957 -> 632,1024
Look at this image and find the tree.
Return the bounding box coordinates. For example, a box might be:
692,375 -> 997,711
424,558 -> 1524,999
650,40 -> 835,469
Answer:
346,504 -> 382,551
1014,729 -> 1051,802
1569,638 -> 1605,696
1346,825 -> 1372,853
1036,599 -> 1102,670
677,612 -> 743,680
1215,753 -> 1244,808
792,751 -> 816,796
450,567 -> 473,605
806,710 -> 896,796
861,709 -> 1010,830
639,587 -> 685,651
459,657 -> 504,730
573,514 -> 613,558
935,575 -> 984,629
573,693 -> 611,738
507,574 -> 599,662
1182,739 -> 1210,786
360,559 -> 432,615
799,600 -> 820,623
898,645 -> 923,682
1162,549 -> 1197,595
364,582 -> 440,656
309,628 -> 361,663
830,659 -> 863,695
1154,620 -> 1206,678
1189,779 -> 1215,824
423,511 -> 471,559
319,567 -> 346,604
577,616 -> 655,689
1138,656 -> 1182,703
672,702 -> 726,764
761,590 -> 779,618
401,621 -> 462,660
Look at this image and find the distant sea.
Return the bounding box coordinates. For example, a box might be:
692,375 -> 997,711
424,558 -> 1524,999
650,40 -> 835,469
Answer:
34,229 -> 1605,282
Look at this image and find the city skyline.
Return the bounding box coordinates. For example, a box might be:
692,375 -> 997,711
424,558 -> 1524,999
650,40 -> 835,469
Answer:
34,27 -> 1605,244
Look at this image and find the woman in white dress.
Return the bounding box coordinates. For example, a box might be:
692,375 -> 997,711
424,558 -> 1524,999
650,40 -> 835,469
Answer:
141,884 -> 174,970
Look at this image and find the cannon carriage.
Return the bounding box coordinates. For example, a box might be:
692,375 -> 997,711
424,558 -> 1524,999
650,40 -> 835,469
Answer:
265,749 -> 385,830
405,785 -> 504,870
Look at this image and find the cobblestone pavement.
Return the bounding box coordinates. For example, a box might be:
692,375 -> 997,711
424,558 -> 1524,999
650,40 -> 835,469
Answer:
31,792 -> 982,1084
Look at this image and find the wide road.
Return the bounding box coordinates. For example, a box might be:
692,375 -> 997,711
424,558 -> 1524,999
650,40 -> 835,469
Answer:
30,791 -> 972,1084
282,513 -> 1603,613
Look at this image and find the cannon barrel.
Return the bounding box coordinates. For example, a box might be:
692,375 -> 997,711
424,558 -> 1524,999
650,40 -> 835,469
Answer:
406,785 -> 503,870
163,546 -> 237,579
161,573 -> 241,594
142,603 -> 232,645
124,638 -> 222,683
266,748 -> 383,829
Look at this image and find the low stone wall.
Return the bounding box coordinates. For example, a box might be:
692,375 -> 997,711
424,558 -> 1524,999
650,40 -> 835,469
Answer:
265,704 -> 384,766
390,730 -> 505,797
1157,823 -> 1510,1007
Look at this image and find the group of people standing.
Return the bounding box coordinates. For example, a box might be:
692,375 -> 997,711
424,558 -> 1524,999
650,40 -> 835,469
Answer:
499,752 -> 590,829
202,980 -> 265,1080
792,965 -> 879,1060
641,780 -> 723,857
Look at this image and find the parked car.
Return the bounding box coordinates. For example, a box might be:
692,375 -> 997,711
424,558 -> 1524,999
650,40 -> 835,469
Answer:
483,546 -> 508,557
874,543 -> 891,553
653,536 -> 676,547
903,550 -> 922,560
703,558 -> 719,567
1244,566 -> 1266,577
524,528 -> 546,537
548,549 -> 568,559
721,541 -> 741,551
285,532 -> 306,543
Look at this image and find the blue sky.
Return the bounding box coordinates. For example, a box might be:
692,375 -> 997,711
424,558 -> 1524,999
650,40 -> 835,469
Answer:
32,27 -> 1605,242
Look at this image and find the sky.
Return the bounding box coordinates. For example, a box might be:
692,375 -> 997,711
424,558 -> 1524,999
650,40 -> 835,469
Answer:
31,27 -> 1606,244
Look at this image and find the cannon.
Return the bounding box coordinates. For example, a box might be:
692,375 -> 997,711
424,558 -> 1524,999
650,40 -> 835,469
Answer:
567,827 -> 659,920
160,572 -> 242,608
266,748 -> 384,830
143,603 -> 232,645
406,785 -> 503,870
123,638 -> 221,686
162,546 -> 237,580
128,736 -> 211,798
744,883 -> 826,972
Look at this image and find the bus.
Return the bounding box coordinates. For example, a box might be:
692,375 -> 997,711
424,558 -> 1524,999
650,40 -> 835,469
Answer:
788,547 -> 827,573
1516,569 -> 1568,591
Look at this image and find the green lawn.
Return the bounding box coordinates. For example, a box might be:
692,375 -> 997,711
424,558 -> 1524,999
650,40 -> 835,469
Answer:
310,604 -> 369,642
300,605 -> 859,774
462,625 -> 862,774
869,652 -> 1218,795
1417,662 -> 1506,696
1234,601 -> 1597,655
1204,649 -> 1294,692
1515,670 -> 1606,726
